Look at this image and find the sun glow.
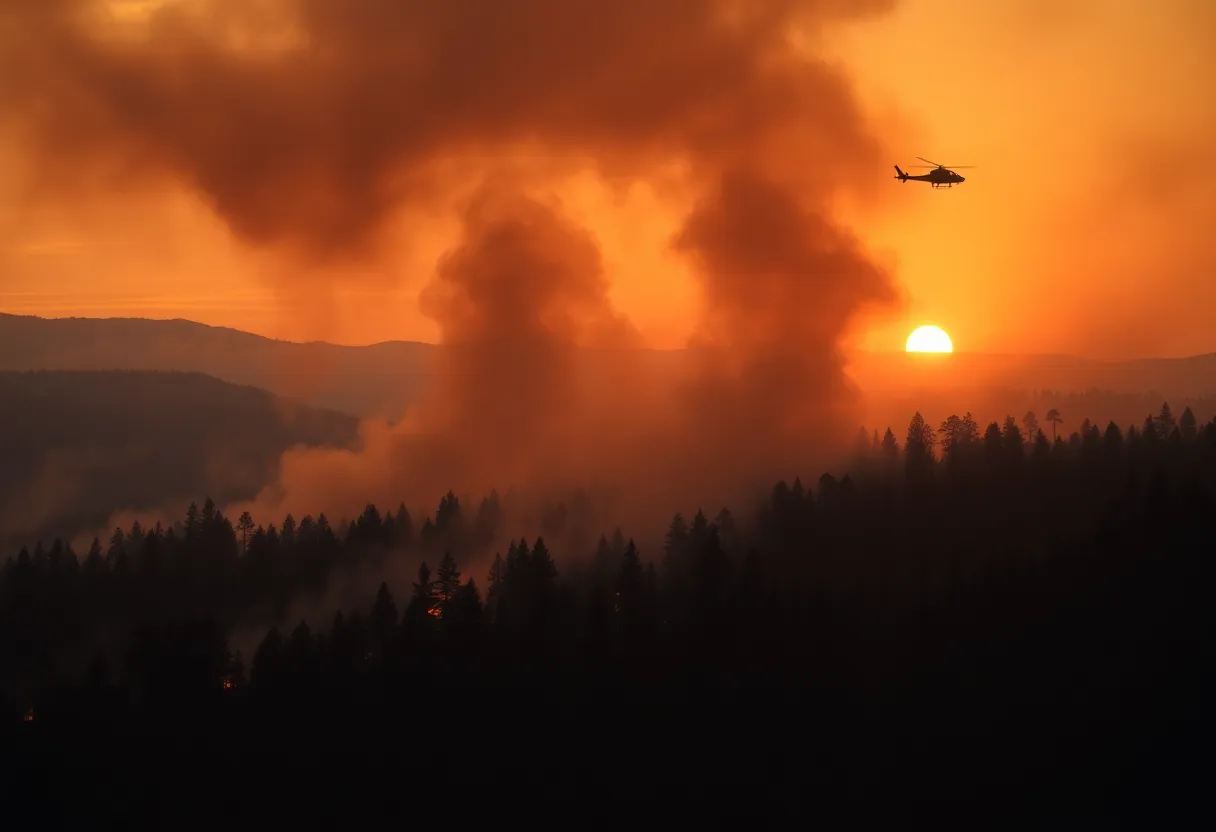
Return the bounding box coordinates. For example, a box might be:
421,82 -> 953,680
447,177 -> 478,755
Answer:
905,325 -> 953,353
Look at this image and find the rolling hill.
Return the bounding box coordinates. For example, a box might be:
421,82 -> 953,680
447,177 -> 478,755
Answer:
7,314 -> 1216,426
0,313 -> 437,421
0,370 -> 360,551
4,313 -> 1216,550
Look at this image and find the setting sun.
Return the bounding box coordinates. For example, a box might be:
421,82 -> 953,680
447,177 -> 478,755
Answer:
905,325 -> 953,353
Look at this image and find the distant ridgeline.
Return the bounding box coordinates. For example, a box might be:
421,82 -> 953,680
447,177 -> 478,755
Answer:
8,314 -> 1216,425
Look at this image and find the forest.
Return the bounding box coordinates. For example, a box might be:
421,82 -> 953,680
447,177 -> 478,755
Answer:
2,403 -> 1213,823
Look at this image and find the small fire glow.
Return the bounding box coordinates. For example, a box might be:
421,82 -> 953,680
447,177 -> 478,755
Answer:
222,677 -> 233,691
427,606 -> 442,619
23,708 -> 35,723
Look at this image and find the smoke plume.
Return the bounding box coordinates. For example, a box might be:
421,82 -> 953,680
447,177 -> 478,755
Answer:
3,0 -> 906,542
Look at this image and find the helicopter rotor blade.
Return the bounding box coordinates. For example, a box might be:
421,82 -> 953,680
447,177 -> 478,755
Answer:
916,156 -> 942,167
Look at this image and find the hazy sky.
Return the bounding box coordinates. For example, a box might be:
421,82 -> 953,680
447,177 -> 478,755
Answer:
2,0 -> 1213,358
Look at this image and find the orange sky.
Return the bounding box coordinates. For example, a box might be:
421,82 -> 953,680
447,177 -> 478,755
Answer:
2,0 -> 1213,358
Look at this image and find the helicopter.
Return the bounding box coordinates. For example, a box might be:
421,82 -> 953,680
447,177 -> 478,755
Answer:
894,156 -> 975,188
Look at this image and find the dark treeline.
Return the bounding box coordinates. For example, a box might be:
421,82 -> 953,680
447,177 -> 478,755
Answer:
864,387 -> 1216,456
3,403 -> 1215,823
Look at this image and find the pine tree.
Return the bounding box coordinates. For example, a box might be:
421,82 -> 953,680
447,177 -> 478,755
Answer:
616,539 -> 643,618
881,427 -> 899,458
395,503 -> 413,549
83,538 -> 104,577
452,578 -> 484,638
531,538 -> 558,585
184,502 -> 200,540
106,527 -> 126,572
905,411 -> 935,480
409,561 -> 438,621
435,491 -> 463,540
474,492 -> 501,546
689,509 -> 710,547
1157,402 -> 1176,436
593,534 -> 613,580
1045,408 -> 1063,443
662,513 -> 689,581
487,552 -> 505,597
1022,411 -> 1039,444
281,514 -> 297,549
1180,406 -> 1198,441
1002,415 -> 1025,463
983,421 -> 1003,468
356,504 -> 382,544
237,512 -> 254,553
505,537 -> 530,589
371,581 -> 398,637
436,551 -> 462,604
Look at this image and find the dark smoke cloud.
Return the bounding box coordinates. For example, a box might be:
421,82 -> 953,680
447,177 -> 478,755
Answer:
2,0 -> 896,252
416,185 -> 642,492
4,0 -> 907,539
677,169 -> 898,436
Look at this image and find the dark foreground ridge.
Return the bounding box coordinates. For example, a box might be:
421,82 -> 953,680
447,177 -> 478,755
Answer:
0,369 -> 360,550
2,404 -> 1214,823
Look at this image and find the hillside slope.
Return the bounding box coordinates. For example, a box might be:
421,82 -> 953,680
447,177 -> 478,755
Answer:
0,314 -> 436,420
0,370 -> 360,550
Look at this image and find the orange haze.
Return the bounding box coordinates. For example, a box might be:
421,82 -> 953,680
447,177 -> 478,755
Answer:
2,1 -> 1213,359
2,0 -> 1214,545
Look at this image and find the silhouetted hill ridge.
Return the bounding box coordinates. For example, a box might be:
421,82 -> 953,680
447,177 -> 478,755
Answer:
5,314 -> 1216,421
0,314 -> 439,420
0,368 -> 360,550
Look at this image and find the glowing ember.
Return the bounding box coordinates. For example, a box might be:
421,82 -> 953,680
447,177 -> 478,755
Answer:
427,606 -> 443,619
222,677 -> 233,691
23,708 -> 34,723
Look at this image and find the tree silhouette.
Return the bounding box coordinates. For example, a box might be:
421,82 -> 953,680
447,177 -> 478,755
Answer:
881,427 -> 899,460
1180,406 -> 1198,441
371,581 -> 398,646
410,561 -> 437,619
938,412 -> 979,467
436,551 -> 462,605
237,511 -> 254,554
616,539 -> 643,617
1001,416 -> 1024,461
1022,411 -> 1039,443
1157,402 -> 1176,437
1045,408 -> 1063,443
904,411 -> 935,481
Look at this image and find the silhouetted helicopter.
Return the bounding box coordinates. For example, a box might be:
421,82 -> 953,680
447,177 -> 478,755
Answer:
894,157 -> 974,188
